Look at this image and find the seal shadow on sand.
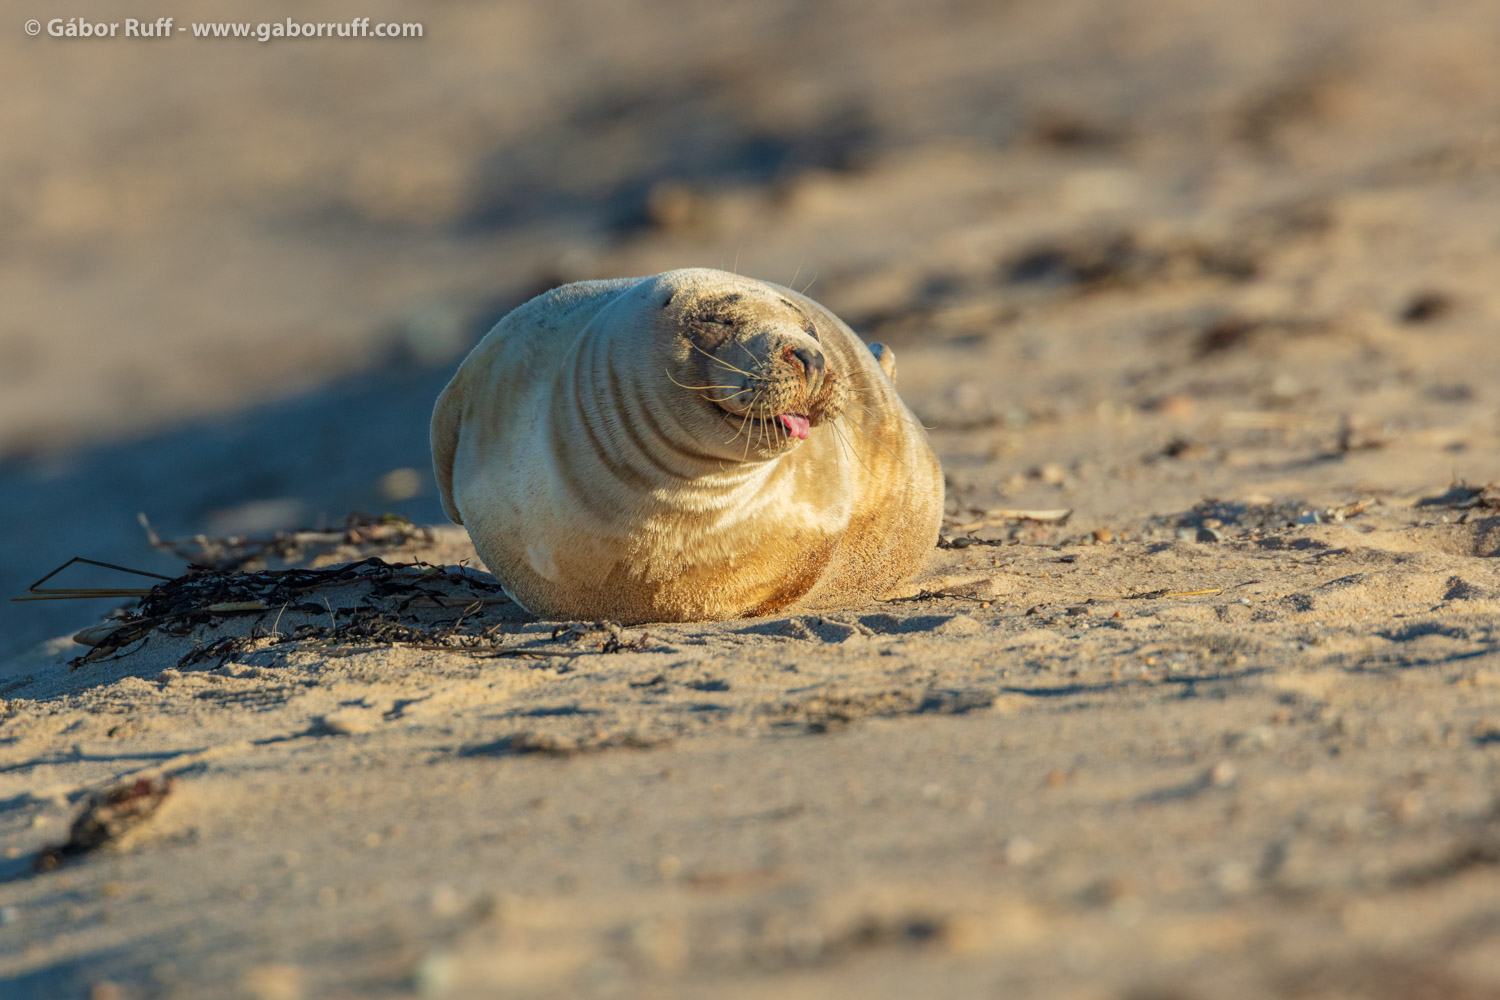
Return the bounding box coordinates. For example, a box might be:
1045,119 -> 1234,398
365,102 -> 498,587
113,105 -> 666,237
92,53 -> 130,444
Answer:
0,360 -> 463,660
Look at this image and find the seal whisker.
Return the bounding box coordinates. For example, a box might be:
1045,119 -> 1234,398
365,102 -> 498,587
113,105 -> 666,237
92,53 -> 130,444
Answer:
848,388 -> 932,431
729,417 -> 748,446
830,420 -> 871,476
724,389 -> 764,451
844,393 -> 927,432
738,399 -> 762,461
690,342 -> 755,377
750,392 -> 771,458
663,369 -> 746,393
831,421 -> 850,464
864,398 -> 936,432
742,392 -> 767,444
846,412 -> 912,468
833,402 -> 912,468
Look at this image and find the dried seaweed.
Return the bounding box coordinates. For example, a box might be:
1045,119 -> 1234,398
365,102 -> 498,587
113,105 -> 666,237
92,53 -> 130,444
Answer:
945,509 -> 1072,534
1005,231 -> 1258,293
1143,498 -> 1312,539
602,632 -> 652,653
34,777 -> 173,872
10,556 -> 170,603
139,511 -> 436,573
66,557 -> 524,669
936,536 -> 1009,549
883,588 -> 989,603
1417,481 -> 1500,511
548,621 -> 653,653
499,728 -> 674,755
173,604 -> 558,669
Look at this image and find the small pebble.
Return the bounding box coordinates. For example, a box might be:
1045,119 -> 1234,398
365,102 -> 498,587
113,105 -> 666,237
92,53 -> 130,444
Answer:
1400,291 -> 1453,324
428,885 -> 464,918
1036,463 -> 1068,485
1214,861 -> 1254,895
1001,836 -> 1037,866
318,709 -> 379,736
1230,725 -> 1276,750
241,963 -> 305,1000
414,952 -> 457,997
378,467 -> 424,502
1153,394 -> 1196,419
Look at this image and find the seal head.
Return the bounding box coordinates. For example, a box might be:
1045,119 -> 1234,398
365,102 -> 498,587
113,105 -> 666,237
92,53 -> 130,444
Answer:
665,284 -> 846,456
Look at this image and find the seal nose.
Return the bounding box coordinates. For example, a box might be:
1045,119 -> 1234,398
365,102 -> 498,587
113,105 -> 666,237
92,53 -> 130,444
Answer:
789,346 -> 826,392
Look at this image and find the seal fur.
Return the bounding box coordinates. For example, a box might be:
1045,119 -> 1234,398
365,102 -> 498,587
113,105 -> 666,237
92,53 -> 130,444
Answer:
431,268 -> 943,622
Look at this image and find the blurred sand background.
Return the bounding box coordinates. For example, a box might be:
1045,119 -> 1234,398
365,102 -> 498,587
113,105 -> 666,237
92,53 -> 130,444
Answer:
3,0 -> 1500,997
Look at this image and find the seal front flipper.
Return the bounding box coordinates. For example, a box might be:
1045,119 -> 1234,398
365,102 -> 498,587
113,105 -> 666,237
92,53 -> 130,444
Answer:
868,342 -> 898,384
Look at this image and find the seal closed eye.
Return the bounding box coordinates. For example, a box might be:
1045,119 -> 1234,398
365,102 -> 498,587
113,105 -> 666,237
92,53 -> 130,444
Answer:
430,267 -> 945,623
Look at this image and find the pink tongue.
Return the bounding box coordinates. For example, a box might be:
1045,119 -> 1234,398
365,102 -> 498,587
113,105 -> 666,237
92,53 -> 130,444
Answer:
777,413 -> 811,440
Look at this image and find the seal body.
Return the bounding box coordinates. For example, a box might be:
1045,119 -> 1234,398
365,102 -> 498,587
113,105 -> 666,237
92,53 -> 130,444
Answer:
430,268 -> 943,622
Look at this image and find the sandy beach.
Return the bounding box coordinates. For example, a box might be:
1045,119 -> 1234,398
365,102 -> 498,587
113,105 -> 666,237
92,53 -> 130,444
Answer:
3,1 -> 1500,996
